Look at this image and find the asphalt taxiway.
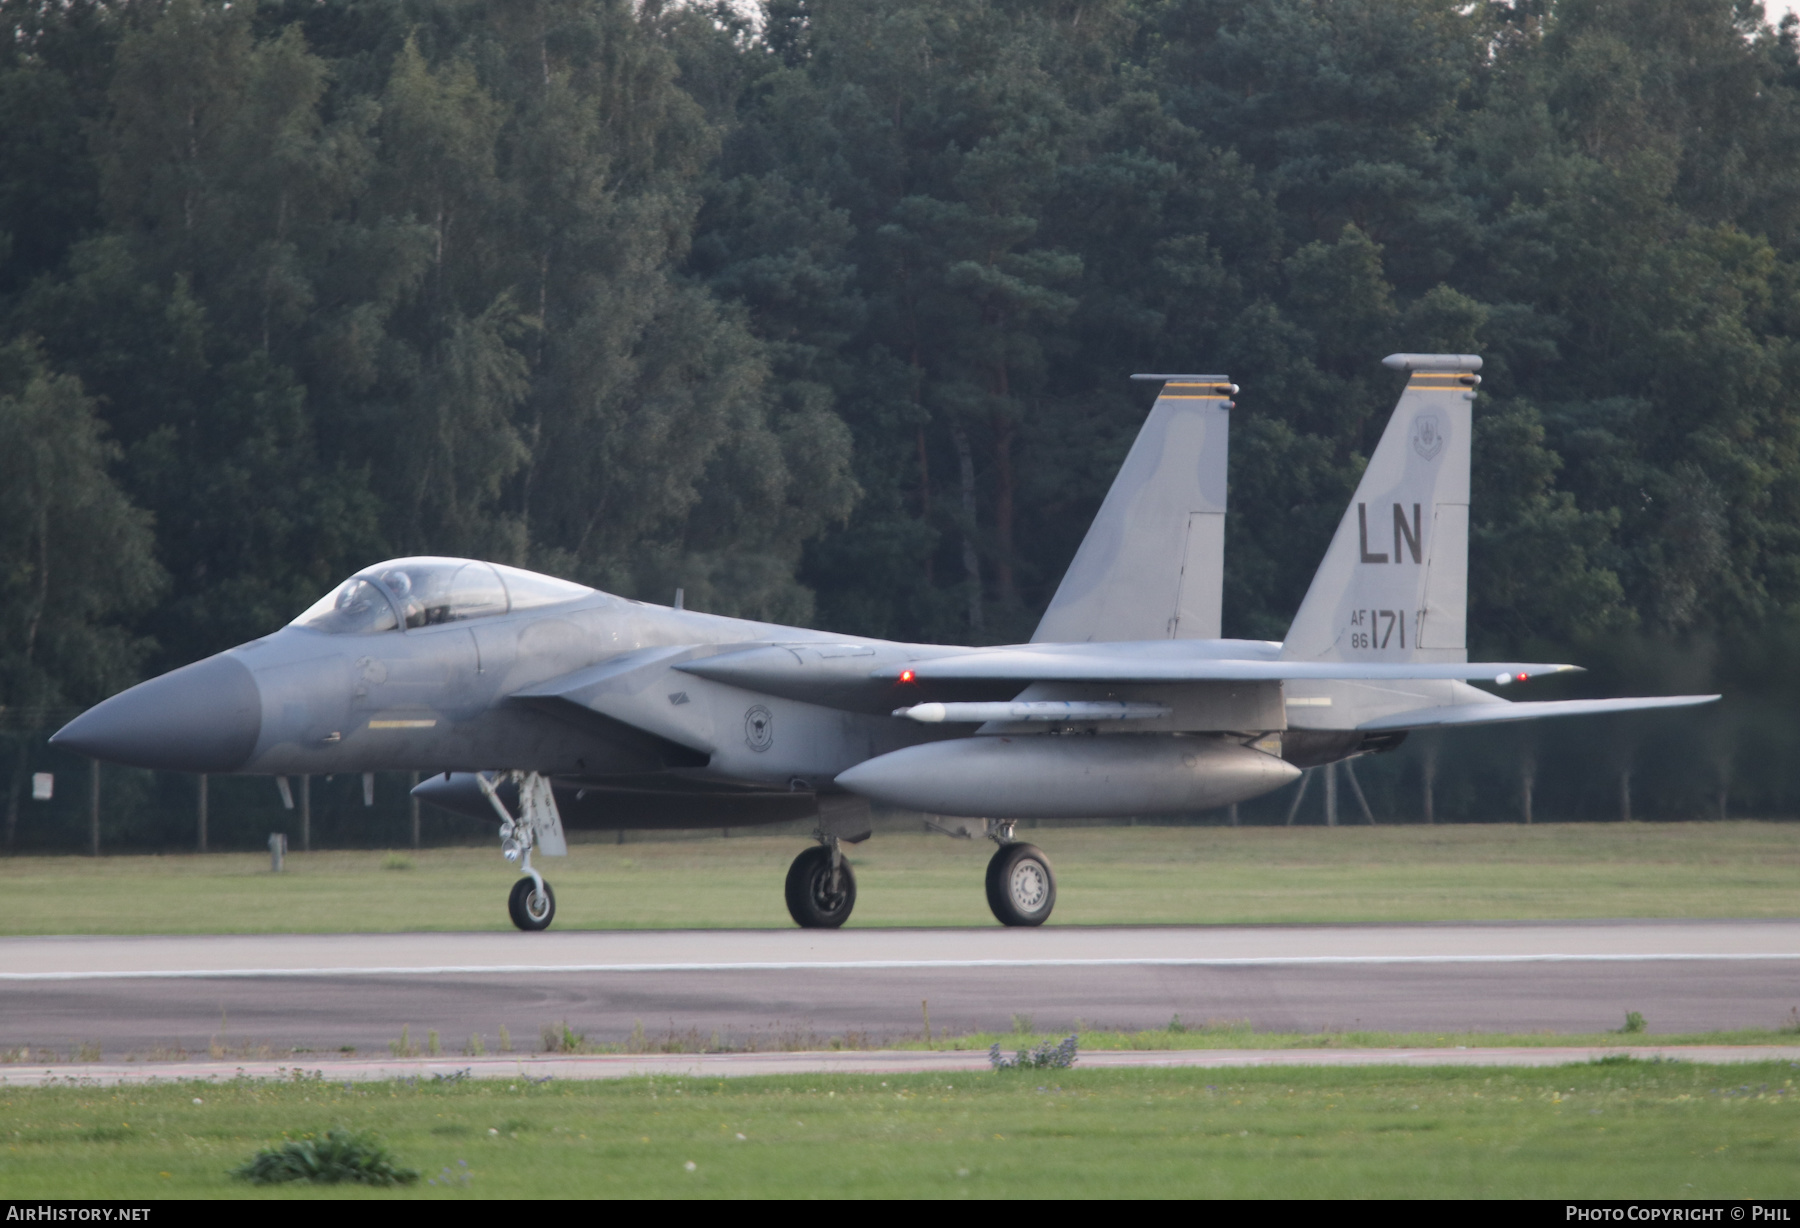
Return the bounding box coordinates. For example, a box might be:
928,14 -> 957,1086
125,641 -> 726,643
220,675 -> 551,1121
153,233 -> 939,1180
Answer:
3,922 -> 1798,1057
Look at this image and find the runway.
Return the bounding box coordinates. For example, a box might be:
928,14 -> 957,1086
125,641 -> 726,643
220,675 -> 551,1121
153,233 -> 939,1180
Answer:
2,922 -> 1798,1057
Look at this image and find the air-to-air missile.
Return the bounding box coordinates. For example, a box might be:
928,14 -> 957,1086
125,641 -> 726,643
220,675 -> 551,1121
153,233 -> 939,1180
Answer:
54,355 -> 1717,930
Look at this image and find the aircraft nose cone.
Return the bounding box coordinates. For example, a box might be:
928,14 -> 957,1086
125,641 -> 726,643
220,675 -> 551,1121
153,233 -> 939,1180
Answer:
51,654 -> 261,772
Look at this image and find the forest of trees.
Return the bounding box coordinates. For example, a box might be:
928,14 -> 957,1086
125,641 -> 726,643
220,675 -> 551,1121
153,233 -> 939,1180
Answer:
6,0 -> 1800,848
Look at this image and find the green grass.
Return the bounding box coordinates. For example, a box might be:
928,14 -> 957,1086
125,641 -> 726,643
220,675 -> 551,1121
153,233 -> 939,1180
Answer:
2,1062 -> 1797,1198
3,821 -> 1799,934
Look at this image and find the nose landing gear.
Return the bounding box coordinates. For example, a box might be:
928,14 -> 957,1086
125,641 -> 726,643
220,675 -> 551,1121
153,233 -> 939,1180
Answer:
477,771 -> 567,932
984,821 -> 1056,926
508,873 -> 556,930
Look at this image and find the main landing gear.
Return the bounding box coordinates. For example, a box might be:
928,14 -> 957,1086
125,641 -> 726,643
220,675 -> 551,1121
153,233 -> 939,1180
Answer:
478,771 -> 567,932
984,821 -> 1056,927
782,819 -> 1058,928
785,837 -> 856,928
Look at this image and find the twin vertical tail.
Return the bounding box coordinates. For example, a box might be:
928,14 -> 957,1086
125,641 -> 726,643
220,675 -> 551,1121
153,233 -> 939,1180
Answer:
1032,375 -> 1234,644
1281,354 -> 1481,665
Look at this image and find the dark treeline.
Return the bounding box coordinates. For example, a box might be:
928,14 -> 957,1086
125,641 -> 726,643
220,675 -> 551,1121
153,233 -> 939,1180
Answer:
4,0 -> 1800,849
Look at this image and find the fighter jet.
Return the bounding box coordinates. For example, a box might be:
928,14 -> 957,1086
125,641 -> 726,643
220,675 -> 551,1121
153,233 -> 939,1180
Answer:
52,354 -> 1717,931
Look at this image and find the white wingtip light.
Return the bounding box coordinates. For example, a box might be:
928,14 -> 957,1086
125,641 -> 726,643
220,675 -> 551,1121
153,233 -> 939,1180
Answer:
1495,673 -> 1512,686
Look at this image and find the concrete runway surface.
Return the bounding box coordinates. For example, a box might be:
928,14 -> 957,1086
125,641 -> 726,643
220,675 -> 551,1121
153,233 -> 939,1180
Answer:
2,921 -> 1799,1057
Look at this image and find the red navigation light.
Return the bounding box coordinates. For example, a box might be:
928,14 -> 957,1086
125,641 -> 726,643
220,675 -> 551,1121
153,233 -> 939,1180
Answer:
1515,672 -> 1529,683
899,669 -> 916,684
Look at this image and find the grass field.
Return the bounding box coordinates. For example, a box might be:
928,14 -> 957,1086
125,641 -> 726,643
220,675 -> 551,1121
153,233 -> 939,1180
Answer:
1,1061 -> 1795,1198
2,821 -> 1798,933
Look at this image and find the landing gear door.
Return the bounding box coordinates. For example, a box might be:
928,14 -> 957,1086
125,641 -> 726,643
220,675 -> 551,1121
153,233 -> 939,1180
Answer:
519,772 -> 568,857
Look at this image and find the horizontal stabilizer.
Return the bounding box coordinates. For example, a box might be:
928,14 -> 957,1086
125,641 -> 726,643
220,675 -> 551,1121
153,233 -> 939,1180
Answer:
1356,693 -> 1719,732
874,650 -> 1578,685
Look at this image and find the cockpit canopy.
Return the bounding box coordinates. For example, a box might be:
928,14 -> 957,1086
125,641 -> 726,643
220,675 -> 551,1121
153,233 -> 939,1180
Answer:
292,557 -> 594,634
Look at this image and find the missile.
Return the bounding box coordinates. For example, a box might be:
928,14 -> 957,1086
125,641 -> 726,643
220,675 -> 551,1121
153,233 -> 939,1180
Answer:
835,735 -> 1299,818
894,701 -> 1171,723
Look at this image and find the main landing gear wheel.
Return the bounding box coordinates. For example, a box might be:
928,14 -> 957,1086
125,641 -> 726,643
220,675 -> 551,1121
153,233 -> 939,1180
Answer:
986,842 -> 1056,927
508,876 -> 556,931
785,845 -> 856,928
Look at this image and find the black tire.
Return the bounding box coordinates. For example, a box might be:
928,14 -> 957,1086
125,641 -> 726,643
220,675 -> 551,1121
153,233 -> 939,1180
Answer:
784,845 -> 856,928
508,876 -> 556,931
986,842 -> 1056,927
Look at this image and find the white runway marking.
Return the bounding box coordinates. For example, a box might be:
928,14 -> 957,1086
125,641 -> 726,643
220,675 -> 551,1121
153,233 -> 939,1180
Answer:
5,951 -> 1800,981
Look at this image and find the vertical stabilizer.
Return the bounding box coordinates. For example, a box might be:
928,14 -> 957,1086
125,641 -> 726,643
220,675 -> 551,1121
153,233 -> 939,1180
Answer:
1280,354 -> 1480,664
1032,375 -> 1233,643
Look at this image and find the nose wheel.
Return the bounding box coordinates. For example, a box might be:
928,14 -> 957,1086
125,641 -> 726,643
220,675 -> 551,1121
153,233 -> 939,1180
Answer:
785,842 -> 856,928
508,874 -> 556,931
986,840 -> 1055,926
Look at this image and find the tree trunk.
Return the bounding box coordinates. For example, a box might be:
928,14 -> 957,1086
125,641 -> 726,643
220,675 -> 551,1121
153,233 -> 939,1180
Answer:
197,773 -> 208,853
410,770 -> 421,850
1422,744 -> 1437,824
89,759 -> 100,857
916,426 -> 934,586
1619,767 -> 1632,822
1521,754 -> 1535,825
1324,761 -> 1338,827
951,421 -> 982,634
4,738 -> 23,851
300,774 -> 311,852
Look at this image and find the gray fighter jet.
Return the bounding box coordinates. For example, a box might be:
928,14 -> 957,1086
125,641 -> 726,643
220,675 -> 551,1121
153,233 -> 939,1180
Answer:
53,354 -> 1717,930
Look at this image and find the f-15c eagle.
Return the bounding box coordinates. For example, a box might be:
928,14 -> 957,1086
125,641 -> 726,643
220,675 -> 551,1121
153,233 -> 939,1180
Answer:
54,353 -> 1717,930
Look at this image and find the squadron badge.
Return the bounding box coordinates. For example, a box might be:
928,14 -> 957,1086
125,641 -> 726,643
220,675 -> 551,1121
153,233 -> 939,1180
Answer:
1411,412 -> 1445,461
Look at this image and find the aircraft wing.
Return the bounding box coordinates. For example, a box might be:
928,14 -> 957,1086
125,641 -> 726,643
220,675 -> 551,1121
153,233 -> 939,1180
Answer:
1355,693 -> 1720,731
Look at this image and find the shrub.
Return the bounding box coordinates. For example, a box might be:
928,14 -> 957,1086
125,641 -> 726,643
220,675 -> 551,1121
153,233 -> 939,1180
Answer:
990,1035 -> 1078,1071
232,1130 -> 418,1186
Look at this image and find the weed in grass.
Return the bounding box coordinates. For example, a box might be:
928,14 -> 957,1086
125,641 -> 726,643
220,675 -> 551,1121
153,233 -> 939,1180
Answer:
427,1160 -> 471,1188
381,854 -> 413,872
232,1129 -> 418,1186
390,1025 -> 419,1058
1620,1011 -> 1648,1034
465,1033 -> 486,1057
1168,1015 -> 1187,1034
542,1022 -> 587,1054
990,1034 -> 1079,1070
73,1041 -> 100,1063
1784,1008 -> 1800,1035
1010,1014 -> 1034,1034
497,1026 -> 511,1053
427,1030 -> 441,1057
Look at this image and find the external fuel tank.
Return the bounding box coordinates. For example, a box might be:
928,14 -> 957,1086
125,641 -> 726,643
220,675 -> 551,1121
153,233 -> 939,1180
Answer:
834,734 -> 1299,818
